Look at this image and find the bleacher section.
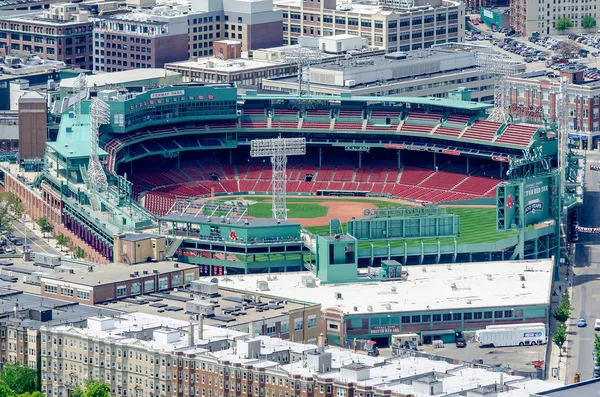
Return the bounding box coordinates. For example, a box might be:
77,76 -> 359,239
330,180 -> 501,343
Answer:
461,120 -> 503,142
136,160 -> 501,215
495,124 -> 539,146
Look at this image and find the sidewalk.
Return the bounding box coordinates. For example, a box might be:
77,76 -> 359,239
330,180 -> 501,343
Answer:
19,214 -> 73,258
546,261 -> 573,384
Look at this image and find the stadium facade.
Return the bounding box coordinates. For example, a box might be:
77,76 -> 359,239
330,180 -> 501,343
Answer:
1,82 -> 581,280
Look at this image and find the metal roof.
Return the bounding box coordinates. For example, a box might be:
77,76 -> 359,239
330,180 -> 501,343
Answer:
240,93 -> 493,111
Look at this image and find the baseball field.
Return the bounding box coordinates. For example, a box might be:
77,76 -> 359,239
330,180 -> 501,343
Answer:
221,196 -> 517,248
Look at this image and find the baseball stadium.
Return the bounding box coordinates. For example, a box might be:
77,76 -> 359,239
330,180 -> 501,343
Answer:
3,81 -> 582,281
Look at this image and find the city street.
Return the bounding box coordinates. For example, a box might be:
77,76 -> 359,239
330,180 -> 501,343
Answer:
10,219 -> 60,256
568,150 -> 600,382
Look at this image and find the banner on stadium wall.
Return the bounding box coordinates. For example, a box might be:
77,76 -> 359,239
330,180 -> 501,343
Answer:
575,226 -> 600,233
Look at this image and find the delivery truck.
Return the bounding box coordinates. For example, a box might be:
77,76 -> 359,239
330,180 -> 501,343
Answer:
475,323 -> 547,347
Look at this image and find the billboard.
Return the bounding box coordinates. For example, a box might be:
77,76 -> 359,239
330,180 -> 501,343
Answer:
499,176 -> 551,229
523,177 -> 550,225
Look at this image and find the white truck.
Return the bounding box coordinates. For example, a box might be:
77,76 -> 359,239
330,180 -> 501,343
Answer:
475,323 -> 547,347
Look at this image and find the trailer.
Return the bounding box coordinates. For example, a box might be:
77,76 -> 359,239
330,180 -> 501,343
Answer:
475,323 -> 547,347
343,338 -> 379,356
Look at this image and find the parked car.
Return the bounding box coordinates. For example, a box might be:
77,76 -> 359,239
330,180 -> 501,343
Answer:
577,317 -> 587,327
594,319 -> 600,330
4,247 -> 14,254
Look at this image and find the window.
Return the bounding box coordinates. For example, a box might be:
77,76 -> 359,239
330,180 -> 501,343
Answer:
116,285 -> 127,298
432,314 -> 441,322
131,282 -> 141,295
484,311 -> 493,319
422,314 -> 431,322
411,315 -> 421,323
171,274 -> 182,287
158,277 -> 168,290
494,311 -> 503,319
77,290 -> 90,300
307,314 -> 317,328
453,313 -> 462,321
442,313 -> 452,321
60,287 -> 74,297
464,313 -> 473,320
280,320 -> 289,334
504,310 -> 513,318
401,316 -> 410,324
294,318 -> 303,331
474,312 -> 483,320
44,284 -> 57,294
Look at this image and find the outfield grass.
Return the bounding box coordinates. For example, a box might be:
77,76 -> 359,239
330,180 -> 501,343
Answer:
305,207 -> 517,248
248,202 -> 329,218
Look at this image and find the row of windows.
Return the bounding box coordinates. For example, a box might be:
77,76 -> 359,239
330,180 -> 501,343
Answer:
366,309 -> 525,327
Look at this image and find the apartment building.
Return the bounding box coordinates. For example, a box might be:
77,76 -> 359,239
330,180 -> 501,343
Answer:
506,70 -> 600,149
510,0 -> 600,36
0,289 -> 119,369
93,0 -> 283,72
275,0 -> 464,52
39,311 -> 559,397
92,12 -> 189,72
0,3 -> 94,69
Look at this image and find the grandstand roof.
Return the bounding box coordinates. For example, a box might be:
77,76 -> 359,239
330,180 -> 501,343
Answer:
240,93 -> 493,111
46,106 -> 107,159
161,212 -> 300,227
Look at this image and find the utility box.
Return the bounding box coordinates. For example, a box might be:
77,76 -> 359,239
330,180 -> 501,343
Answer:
34,253 -> 61,268
318,34 -> 366,54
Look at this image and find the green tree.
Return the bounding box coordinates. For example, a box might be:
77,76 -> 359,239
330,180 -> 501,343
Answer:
582,15 -> 597,29
18,392 -> 44,397
72,380 -> 110,397
36,217 -> 53,240
553,293 -> 571,323
0,363 -> 37,395
553,323 -> 567,352
55,233 -> 70,252
0,382 -> 15,397
556,17 -> 574,31
0,192 -> 24,233
75,247 -> 86,259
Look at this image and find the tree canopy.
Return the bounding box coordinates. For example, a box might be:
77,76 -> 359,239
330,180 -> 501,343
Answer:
553,293 -> 571,323
0,363 -> 37,396
556,17 -> 574,31
0,192 -> 24,233
72,380 -> 111,397
582,15 -> 597,29
553,322 -> 567,350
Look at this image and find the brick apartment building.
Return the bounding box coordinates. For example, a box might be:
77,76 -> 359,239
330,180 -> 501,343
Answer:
0,3 -> 94,69
506,70 -> 600,149
93,0 -> 282,72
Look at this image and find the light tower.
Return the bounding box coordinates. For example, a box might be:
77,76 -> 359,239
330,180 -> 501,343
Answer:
557,76 -> 571,208
87,97 -> 110,195
250,137 -> 306,221
475,52 -> 521,123
284,46 -> 325,97
72,73 -> 88,125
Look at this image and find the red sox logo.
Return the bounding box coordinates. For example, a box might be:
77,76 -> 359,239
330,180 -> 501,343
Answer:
229,230 -> 238,240
507,195 -> 515,209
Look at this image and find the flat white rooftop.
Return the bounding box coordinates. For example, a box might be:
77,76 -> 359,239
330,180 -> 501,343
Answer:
273,0 -> 461,15
168,57 -> 285,73
211,259 -> 553,314
60,69 -> 181,88
44,312 -> 246,352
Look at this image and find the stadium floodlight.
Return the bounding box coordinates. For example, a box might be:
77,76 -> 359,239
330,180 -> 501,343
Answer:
557,77 -> 570,208
72,73 -> 88,126
475,51 -> 521,123
251,137 -> 306,221
88,97 -> 111,196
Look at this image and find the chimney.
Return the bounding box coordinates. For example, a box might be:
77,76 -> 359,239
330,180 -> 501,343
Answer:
188,319 -> 195,346
317,333 -> 325,352
13,303 -> 18,318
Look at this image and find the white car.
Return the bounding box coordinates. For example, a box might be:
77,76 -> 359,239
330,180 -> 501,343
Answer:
595,319 -> 600,331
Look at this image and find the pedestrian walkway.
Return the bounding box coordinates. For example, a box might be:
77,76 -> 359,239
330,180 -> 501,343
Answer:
546,261 -> 574,384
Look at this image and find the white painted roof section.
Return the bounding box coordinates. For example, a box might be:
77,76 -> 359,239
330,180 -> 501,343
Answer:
273,0 -> 461,15
60,69 -> 180,88
211,259 -> 553,314
43,312 -> 246,352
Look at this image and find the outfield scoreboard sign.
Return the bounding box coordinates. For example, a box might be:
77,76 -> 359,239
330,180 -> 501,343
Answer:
499,175 -> 552,229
